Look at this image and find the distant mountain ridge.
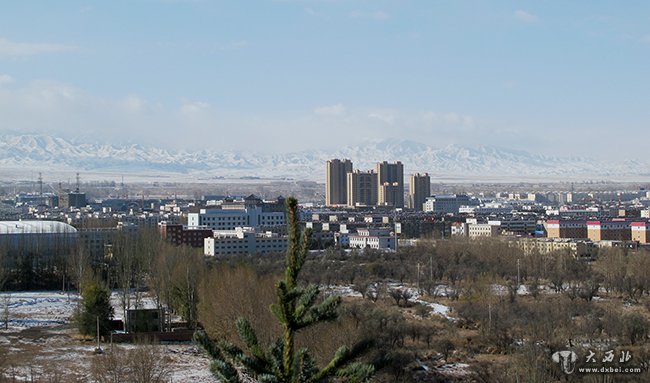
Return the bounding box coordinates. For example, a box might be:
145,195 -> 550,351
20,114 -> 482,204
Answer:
0,134 -> 646,181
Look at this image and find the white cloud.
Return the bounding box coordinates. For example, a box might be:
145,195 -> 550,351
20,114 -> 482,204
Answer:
0,78 -> 492,153
0,74 -> 14,84
314,103 -> 345,116
0,37 -> 77,57
180,100 -> 210,114
443,112 -> 475,127
349,10 -> 390,21
368,110 -> 396,124
514,10 -> 538,23
121,95 -> 148,113
421,111 -> 475,128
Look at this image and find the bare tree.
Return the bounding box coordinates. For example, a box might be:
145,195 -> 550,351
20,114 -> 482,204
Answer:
2,293 -> 9,330
401,289 -> 413,307
91,341 -> 172,383
68,244 -> 92,293
170,246 -> 202,328
0,246 -> 7,292
366,282 -> 386,303
0,247 -> 9,331
389,288 -> 403,307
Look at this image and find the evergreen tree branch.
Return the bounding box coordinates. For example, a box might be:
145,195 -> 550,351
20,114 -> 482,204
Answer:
194,330 -> 224,360
310,339 -> 374,382
210,359 -> 242,383
268,338 -> 285,378
296,348 -> 318,383
296,296 -> 341,330
294,285 -> 320,319
296,228 -> 311,274
334,362 -> 375,383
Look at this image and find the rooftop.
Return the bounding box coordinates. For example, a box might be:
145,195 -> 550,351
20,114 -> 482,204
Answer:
0,220 -> 78,235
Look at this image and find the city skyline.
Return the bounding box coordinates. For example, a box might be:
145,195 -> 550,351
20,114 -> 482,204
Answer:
1,1 -> 649,159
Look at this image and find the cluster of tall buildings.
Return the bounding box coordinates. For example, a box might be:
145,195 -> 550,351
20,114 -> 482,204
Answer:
325,159 -> 430,210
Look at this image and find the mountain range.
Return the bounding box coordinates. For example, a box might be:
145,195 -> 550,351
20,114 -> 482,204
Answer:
0,134 -> 647,182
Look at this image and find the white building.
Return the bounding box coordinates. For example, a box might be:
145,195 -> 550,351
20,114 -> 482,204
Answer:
451,222 -> 468,236
204,227 -> 288,256
467,223 -> 500,238
189,204 -> 285,230
424,195 -> 476,214
348,227 -> 395,250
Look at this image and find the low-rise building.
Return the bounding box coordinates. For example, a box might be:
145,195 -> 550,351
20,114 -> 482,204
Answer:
545,219 -> 588,239
188,195 -> 286,230
515,238 -> 596,258
587,220 -> 632,242
468,223 -> 500,238
160,224 -> 213,248
631,222 -> 650,243
424,195 -> 476,214
348,227 -> 395,250
451,222 -> 468,237
204,227 -> 288,256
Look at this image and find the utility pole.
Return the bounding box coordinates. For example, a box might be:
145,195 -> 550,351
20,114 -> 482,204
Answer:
393,209 -> 399,252
94,316 -> 103,354
517,258 -> 521,287
38,172 -> 43,196
488,303 -> 492,335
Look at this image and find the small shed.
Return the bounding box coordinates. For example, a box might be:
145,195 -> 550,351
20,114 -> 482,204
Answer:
126,308 -> 165,333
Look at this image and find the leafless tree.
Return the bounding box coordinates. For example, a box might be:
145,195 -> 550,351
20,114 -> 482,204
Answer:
389,288 -> 403,307
91,341 -> 172,383
1,293 -> 9,330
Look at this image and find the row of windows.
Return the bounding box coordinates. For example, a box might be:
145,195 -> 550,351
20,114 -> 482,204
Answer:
216,244 -> 286,249
204,217 -> 247,221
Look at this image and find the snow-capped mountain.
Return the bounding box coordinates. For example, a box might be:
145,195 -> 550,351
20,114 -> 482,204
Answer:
0,134 -> 646,181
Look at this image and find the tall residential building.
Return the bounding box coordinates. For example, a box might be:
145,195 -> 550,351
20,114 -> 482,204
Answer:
380,183 -> 403,208
347,170 -> 378,207
408,173 -> 431,211
376,161 -> 404,208
326,159 -> 353,206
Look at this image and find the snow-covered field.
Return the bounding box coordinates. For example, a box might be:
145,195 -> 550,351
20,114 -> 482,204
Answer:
1,291 -> 80,330
0,291 -> 216,382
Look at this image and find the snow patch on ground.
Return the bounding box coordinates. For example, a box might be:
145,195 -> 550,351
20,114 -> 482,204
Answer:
326,283 -> 453,320
387,283 -> 453,320
325,285 -> 363,298
436,362 -> 472,377
0,291 -> 80,330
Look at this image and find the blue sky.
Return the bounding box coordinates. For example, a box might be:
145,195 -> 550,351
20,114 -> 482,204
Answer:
0,1 -> 649,157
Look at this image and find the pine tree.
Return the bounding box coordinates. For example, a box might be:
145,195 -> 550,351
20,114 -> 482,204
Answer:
195,197 -> 375,383
78,280 -> 114,337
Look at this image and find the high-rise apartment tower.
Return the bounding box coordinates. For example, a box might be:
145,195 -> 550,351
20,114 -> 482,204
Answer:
325,159 -> 353,206
347,170 -> 378,207
376,161 -> 404,208
408,173 -> 431,211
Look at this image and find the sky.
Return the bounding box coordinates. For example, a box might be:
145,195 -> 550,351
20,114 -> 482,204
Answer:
0,1 -> 649,158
